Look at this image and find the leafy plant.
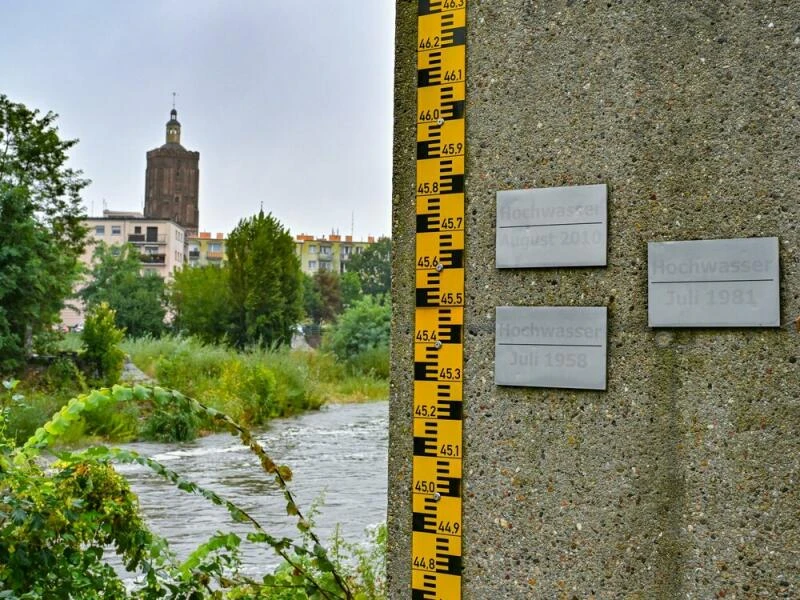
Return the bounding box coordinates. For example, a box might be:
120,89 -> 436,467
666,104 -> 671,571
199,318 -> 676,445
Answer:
324,296 -> 390,361
80,302 -> 125,387
5,384 -> 368,598
0,95 -> 88,373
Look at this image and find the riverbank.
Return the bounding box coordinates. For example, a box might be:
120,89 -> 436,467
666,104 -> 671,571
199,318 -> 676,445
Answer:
2,334 -> 387,445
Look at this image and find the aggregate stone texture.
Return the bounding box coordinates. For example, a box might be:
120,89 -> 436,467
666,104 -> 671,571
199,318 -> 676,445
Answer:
389,1 -> 799,599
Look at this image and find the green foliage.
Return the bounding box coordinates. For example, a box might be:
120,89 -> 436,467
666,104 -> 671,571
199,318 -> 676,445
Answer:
344,237 -> 391,297
340,271 -> 363,310
0,95 -> 88,372
324,296 -> 390,361
0,387 -> 161,597
43,355 -> 87,393
304,271 -> 343,325
121,336 -> 322,435
81,302 -> 125,387
80,242 -> 167,338
171,264 -> 234,343
0,186 -> 83,373
123,334 -> 387,419
140,386 -> 200,442
227,211 -> 303,348
0,383 -> 383,598
347,345 -> 390,379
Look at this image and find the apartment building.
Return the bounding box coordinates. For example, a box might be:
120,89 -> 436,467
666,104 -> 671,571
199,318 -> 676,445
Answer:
59,210 -> 187,327
295,233 -> 375,276
187,232 -> 227,266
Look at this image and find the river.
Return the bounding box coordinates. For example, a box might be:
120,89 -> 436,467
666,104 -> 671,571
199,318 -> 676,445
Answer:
115,400 -> 388,577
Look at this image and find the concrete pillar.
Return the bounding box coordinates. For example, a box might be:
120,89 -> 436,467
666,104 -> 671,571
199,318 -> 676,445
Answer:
389,1 -> 799,597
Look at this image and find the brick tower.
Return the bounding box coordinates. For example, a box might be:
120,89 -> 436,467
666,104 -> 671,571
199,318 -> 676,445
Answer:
144,107 -> 200,235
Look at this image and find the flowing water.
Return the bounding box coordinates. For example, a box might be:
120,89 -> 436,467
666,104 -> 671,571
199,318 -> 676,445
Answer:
115,400 -> 388,576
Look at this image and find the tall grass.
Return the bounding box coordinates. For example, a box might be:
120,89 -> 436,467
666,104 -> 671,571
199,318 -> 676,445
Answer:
121,335 -> 388,429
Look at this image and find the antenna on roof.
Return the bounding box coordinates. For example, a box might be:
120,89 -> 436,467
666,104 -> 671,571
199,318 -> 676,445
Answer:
172,91 -> 177,110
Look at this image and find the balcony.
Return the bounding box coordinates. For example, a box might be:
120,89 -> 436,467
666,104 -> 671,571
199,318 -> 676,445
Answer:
206,251 -> 224,260
140,253 -> 166,265
128,233 -> 167,244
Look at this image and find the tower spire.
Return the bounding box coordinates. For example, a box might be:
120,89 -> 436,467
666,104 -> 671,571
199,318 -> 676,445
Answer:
166,97 -> 181,144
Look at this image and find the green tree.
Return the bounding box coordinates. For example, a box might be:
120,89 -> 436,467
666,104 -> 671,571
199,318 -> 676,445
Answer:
340,270 -> 363,309
302,273 -> 323,325
304,271 -> 342,325
346,237 -> 391,296
0,96 -> 89,371
227,210 -> 303,347
170,265 -> 234,343
80,243 -> 166,338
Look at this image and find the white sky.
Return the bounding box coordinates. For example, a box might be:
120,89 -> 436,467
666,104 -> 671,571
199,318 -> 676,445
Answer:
0,1 -> 395,240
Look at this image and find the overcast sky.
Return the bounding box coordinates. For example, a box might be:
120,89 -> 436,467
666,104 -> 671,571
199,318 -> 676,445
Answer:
0,1 -> 395,240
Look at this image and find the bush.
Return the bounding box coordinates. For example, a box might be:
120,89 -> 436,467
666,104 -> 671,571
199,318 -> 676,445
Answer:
324,295 -> 390,360
348,344 -> 390,378
141,390 -> 200,442
43,355 -> 86,392
81,302 -> 125,387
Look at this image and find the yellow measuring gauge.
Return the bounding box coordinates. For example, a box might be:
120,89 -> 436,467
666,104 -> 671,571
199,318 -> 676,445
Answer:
414,1 -> 466,597
415,230 -> 464,272
416,193 -> 465,234
418,46 -> 466,88
415,268 -> 464,308
418,10 -> 466,51
417,120 -> 465,161
417,82 -> 465,124
416,156 -> 465,197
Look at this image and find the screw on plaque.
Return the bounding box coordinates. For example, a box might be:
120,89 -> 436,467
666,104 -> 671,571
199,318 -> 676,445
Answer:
434,340 -> 442,349
437,117 -> 444,125
435,263 -> 444,272
432,492 -> 441,502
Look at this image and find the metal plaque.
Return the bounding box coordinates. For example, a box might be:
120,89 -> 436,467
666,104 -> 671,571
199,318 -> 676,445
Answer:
648,237 -> 780,327
495,306 -> 607,390
496,184 -> 607,268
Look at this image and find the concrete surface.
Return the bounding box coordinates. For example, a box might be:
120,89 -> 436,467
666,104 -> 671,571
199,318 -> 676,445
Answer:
389,1 -> 799,598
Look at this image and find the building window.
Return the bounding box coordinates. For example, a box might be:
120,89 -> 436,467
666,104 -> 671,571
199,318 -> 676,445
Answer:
111,225 -> 121,235
309,245 -> 318,254
321,246 -> 331,255
145,246 -> 158,255
209,243 -> 222,252
308,260 -> 317,270
94,225 -> 105,235
134,226 -> 142,234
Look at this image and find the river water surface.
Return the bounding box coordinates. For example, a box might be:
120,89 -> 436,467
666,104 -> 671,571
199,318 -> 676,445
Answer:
115,401 -> 388,576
